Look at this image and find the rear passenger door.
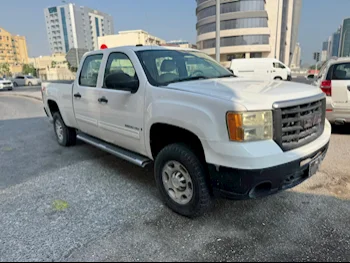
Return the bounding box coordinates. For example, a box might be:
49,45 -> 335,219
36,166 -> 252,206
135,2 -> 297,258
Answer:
331,63 -> 350,109
73,54 -> 103,138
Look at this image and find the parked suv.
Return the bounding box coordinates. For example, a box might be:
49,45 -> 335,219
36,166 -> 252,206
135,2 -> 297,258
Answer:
13,75 -> 41,87
313,58 -> 350,125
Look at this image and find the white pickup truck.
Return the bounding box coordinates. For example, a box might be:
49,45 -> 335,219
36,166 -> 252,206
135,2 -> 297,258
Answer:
42,46 -> 331,217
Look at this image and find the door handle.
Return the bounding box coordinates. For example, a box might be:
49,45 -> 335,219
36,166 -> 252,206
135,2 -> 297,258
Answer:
74,93 -> 81,98
98,97 -> 108,104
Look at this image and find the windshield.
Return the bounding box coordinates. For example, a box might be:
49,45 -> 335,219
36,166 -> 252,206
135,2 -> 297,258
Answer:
136,50 -> 233,86
26,76 -> 34,79
0,78 -> 3,81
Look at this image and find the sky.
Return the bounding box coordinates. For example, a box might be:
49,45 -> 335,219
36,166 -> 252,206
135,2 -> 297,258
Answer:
0,0 -> 349,64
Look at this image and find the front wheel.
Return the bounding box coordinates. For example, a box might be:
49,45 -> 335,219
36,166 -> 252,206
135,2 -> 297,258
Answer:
155,143 -> 212,218
28,82 -> 33,86
53,113 -> 76,147
13,82 -> 18,87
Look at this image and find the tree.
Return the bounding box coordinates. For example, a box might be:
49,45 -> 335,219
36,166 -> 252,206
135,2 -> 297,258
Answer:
67,62 -> 77,73
0,63 -> 11,77
22,64 -> 37,76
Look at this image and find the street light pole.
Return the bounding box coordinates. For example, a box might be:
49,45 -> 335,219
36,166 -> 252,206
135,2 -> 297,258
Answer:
215,0 -> 220,62
274,0 -> 281,58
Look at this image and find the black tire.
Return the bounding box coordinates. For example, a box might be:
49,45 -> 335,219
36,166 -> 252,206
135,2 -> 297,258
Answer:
155,143 -> 212,218
13,82 -> 18,87
274,77 -> 283,80
53,112 -> 76,147
28,82 -> 32,86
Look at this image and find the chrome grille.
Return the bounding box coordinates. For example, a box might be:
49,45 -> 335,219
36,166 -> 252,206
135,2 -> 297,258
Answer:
273,96 -> 326,151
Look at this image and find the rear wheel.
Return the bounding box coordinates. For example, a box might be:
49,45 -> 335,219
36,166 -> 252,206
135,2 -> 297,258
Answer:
13,82 -> 18,87
274,77 -> 283,80
155,143 -> 212,218
28,82 -> 33,86
53,113 -> 76,147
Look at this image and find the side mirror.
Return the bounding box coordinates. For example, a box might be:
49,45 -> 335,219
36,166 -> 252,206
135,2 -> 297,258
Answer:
105,72 -> 139,94
307,74 -> 315,80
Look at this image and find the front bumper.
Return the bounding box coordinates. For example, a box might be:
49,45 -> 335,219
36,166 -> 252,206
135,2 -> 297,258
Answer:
209,142 -> 329,200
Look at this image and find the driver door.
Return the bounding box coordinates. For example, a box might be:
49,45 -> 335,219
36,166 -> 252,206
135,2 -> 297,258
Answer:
99,52 -> 145,154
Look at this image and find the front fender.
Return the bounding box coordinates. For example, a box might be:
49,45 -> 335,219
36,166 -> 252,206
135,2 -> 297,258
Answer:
144,95 -> 246,159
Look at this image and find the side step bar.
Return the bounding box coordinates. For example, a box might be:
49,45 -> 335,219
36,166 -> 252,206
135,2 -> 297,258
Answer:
77,133 -> 152,168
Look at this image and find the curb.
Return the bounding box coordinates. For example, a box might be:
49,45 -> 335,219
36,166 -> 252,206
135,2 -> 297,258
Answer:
0,92 -> 42,102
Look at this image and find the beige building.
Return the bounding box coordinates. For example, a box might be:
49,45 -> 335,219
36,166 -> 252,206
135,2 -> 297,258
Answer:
291,43 -> 301,69
97,30 -> 166,50
0,27 -> 29,74
29,53 -> 75,81
196,0 -> 302,67
165,40 -> 198,49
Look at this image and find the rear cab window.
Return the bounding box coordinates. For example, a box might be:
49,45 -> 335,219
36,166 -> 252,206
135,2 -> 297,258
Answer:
79,54 -> 103,87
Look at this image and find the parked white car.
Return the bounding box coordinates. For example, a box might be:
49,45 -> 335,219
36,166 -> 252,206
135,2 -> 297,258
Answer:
0,78 -> 13,90
230,58 -> 292,81
42,46 -> 331,217
312,57 -> 350,125
13,75 -> 41,87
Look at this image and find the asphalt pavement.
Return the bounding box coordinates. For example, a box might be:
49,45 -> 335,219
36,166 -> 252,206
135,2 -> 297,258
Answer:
0,95 -> 349,262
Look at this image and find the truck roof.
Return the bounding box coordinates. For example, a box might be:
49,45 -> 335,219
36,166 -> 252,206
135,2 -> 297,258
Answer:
86,45 -> 199,56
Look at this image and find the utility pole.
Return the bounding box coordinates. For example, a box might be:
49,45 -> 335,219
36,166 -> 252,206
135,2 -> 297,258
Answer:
215,0 -> 220,62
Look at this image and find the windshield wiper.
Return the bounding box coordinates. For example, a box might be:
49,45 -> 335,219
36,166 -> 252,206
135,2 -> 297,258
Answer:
165,76 -> 208,85
217,74 -> 236,78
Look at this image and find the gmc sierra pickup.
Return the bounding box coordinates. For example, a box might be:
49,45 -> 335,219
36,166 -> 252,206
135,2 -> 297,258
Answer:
42,46 -> 331,217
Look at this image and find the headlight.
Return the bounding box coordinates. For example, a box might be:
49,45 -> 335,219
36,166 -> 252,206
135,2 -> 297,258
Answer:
226,111 -> 273,142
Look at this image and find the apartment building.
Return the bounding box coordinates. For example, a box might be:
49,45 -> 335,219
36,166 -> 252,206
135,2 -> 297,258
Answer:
44,3 -> 114,53
0,27 -> 29,73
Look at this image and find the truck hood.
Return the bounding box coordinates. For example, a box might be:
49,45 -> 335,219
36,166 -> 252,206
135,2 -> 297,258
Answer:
167,78 -> 323,111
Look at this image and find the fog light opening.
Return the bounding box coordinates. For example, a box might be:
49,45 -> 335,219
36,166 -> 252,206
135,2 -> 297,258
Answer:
249,182 -> 272,199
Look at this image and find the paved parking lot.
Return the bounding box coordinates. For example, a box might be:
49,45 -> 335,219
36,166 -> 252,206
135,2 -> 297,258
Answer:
0,95 -> 349,262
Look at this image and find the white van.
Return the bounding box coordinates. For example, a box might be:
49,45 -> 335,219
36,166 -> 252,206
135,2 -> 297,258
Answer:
230,58 -> 292,81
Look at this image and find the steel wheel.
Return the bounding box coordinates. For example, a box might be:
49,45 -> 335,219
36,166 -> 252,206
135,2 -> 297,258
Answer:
162,160 -> 194,205
55,119 -> 64,143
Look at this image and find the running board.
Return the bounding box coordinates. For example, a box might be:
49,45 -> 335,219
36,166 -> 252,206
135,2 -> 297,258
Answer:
77,133 -> 151,168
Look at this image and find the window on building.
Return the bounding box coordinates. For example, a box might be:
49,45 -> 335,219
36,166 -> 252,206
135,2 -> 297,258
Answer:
250,52 -> 263,58
227,54 -> 246,61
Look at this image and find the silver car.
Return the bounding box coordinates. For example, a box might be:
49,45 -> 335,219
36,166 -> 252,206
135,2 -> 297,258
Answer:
13,75 -> 41,87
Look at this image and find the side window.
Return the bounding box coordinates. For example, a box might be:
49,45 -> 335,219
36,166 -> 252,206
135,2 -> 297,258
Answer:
332,63 -> 350,80
273,63 -> 285,69
79,54 -> 103,87
104,52 -> 138,89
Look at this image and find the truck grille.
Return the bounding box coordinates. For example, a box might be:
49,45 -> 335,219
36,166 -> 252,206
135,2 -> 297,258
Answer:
273,96 -> 326,151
